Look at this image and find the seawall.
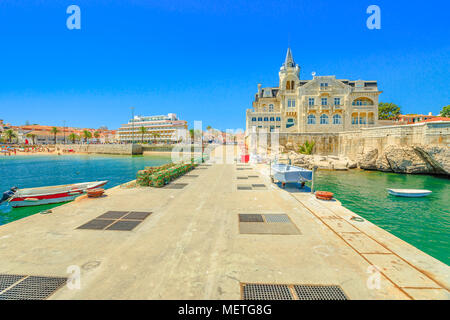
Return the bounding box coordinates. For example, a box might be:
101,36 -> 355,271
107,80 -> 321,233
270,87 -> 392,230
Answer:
57,144 -> 143,155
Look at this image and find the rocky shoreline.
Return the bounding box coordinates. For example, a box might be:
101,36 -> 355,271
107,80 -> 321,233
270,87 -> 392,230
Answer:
279,143 -> 449,176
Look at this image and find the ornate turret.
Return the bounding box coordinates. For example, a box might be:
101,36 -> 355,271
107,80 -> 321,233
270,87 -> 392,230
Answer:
279,48 -> 300,89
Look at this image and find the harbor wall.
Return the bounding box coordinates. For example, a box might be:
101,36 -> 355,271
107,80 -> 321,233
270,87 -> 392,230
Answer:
57,144 -> 143,155
274,121 -> 449,159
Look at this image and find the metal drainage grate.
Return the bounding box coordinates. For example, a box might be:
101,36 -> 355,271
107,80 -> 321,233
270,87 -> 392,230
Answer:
0,275 -> 25,292
77,211 -> 152,231
263,214 -> 290,223
237,177 -> 248,180
77,219 -> 115,230
237,185 -> 252,190
248,175 -> 259,178
239,214 -> 264,223
123,211 -> 152,220
106,220 -> 142,231
242,284 -> 293,300
293,285 -> 347,300
0,276 -> 67,300
252,184 -> 266,188
164,183 -> 188,189
183,175 -> 199,178
96,211 -> 129,219
237,168 -> 251,171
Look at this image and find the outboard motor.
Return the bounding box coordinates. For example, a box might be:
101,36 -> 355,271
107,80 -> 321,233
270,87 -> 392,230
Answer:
0,187 -> 17,204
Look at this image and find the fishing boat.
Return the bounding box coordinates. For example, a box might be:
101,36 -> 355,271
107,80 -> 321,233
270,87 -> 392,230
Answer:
271,163 -> 313,188
387,189 -> 432,198
2,181 -> 108,207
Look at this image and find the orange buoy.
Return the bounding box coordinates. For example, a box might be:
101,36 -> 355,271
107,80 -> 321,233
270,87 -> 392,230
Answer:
87,188 -> 104,198
315,191 -> 334,201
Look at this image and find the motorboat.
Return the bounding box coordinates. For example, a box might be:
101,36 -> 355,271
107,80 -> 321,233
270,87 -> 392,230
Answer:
387,189 -> 432,198
271,163 -> 313,188
1,181 -> 108,207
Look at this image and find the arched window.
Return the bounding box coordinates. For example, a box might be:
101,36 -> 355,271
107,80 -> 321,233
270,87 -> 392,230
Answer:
307,114 -> 316,125
252,117 -> 256,122
320,114 -> 329,124
286,81 -> 291,90
269,104 -> 274,112
352,97 -> 374,106
264,117 -> 269,121
270,117 -> 275,121
332,114 -> 342,124
276,117 -> 281,121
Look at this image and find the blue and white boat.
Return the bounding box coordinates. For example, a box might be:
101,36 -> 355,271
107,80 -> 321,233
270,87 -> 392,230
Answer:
271,163 -> 313,188
387,189 -> 432,198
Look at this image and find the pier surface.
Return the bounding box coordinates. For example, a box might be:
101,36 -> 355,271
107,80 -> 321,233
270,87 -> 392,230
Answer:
0,148 -> 449,300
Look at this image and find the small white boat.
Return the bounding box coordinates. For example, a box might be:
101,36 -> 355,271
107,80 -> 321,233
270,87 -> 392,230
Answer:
387,189 -> 432,198
3,181 -> 108,207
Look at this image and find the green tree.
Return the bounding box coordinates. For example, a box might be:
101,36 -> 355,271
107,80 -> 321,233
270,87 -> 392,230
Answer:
82,130 -> 92,143
138,126 -> 148,143
50,127 -> 59,144
378,102 -> 401,120
26,133 -> 36,145
440,105 -> 450,117
298,140 -> 315,155
94,131 -> 100,139
206,125 -> 212,131
68,133 -> 78,144
3,129 -> 17,143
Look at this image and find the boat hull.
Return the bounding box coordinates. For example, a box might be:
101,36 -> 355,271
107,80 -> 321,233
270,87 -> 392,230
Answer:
9,181 -> 107,207
387,189 -> 432,198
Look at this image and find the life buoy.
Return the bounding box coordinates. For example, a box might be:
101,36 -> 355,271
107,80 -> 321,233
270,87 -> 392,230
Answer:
315,191 -> 334,201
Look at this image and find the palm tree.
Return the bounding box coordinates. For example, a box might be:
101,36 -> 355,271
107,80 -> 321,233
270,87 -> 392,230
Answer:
50,127 -> 59,144
94,131 -> 100,143
298,140 -> 316,155
138,126 -> 148,143
26,133 -> 36,145
3,129 -> 17,143
82,130 -> 92,143
68,133 -> 78,144
206,125 -> 212,131
151,132 -> 160,144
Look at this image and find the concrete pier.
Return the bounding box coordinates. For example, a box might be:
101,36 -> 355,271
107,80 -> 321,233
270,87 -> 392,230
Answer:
0,148 -> 448,299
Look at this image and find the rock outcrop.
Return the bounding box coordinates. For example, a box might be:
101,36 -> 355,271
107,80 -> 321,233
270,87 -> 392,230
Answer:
358,145 -> 449,175
277,144 -> 449,175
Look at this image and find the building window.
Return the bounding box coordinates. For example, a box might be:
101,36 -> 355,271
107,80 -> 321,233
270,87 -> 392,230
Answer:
270,117 -> 275,121
359,116 -> 366,124
286,80 -> 295,90
252,117 -> 256,122
264,117 -> 269,121
352,97 -> 374,106
321,98 -> 328,106
307,114 -> 316,124
332,114 -> 342,124
276,117 -> 281,121
287,99 -> 296,108
320,83 -> 328,88
269,104 -> 274,112
320,114 -> 329,124
286,118 -> 295,128
308,98 -> 315,106
258,117 -> 262,121
334,98 -> 340,105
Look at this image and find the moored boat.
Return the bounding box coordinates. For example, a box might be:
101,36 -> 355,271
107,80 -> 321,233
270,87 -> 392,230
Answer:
387,189 -> 432,198
5,181 -> 108,207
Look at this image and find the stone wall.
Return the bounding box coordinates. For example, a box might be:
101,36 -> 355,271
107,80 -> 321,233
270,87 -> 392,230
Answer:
57,144 -> 143,155
272,122 -> 449,159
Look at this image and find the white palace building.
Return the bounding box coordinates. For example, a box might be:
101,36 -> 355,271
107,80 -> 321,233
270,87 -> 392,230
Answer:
246,49 -> 381,134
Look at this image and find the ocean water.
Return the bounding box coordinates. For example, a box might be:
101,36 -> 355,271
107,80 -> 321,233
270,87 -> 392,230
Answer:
314,170 -> 450,265
0,156 -> 449,265
0,154 -> 171,225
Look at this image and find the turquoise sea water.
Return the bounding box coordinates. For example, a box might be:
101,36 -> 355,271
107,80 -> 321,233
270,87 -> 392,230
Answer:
0,154 -> 171,225
0,156 -> 449,265
314,170 -> 450,265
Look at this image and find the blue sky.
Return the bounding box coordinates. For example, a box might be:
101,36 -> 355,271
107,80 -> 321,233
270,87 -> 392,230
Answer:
0,0 -> 449,130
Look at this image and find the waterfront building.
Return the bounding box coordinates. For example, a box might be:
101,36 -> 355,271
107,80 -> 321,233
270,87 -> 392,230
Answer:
394,113 -> 450,125
246,48 -> 382,134
118,113 -> 188,143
